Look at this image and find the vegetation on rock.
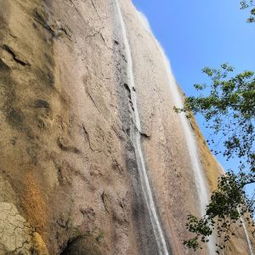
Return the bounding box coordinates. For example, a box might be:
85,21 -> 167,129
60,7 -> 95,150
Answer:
176,4 -> 255,249
177,63 -> 255,252
176,61 -> 255,250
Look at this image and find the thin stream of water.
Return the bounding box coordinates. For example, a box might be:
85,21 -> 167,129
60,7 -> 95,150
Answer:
242,218 -> 254,255
114,1 -> 170,254
115,2 -> 253,254
136,10 -> 216,253
154,40 -> 216,255
135,7 -> 255,255
134,11 -> 216,254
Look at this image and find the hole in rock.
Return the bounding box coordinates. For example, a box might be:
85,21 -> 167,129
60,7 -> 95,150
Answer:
60,236 -> 102,255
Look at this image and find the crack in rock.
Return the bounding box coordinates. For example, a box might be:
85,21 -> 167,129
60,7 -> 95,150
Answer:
57,137 -> 81,154
1,45 -> 30,66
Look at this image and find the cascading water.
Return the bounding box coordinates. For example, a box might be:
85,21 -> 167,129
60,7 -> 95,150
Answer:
241,217 -> 254,255
157,42 -> 216,255
154,38 -> 216,255
157,46 -> 217,255
114,1 -> 171,254
135,10 -> 216,255
115,2 -> 253,254
155,46 -> 210,218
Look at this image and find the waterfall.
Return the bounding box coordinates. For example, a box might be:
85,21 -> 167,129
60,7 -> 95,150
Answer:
135,10 -> 216,255
242,218 -> 254,255
157,44 -> 217,255
114,1 -> 170,254
155,46 -> 210,218
154,39 -> 216,255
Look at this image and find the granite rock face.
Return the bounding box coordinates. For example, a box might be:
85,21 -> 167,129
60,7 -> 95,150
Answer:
0,0 -> 253,254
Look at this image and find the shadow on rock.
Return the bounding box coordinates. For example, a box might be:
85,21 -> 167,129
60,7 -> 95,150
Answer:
61,236 -> 102,255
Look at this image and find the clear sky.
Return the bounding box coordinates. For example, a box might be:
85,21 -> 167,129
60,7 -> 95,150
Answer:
132,0 -> 255,189
132,0 -> 255,91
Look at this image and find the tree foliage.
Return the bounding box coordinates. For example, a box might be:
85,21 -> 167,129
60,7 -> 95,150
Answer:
183,64 -> 255,169
183,172 -> 255,252
176,64 -> 255,252
175,2 -> 255,252
240,0 -> 255,22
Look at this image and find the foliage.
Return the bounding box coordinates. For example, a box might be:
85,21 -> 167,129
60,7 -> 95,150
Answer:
182,64 -> 255,169
176,64 -> 255,252
240,0 -> 255,22
183,172 -> 255,252
175,2 -> 255,252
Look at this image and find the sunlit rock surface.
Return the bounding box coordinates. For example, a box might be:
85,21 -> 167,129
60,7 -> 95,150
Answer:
0,0 -> 253,254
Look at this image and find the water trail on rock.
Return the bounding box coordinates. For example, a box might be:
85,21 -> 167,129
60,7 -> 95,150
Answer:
155,40 -> 216,255
242,219 -> 254,255
135,10 -> 216,255
114,1 -> 170,254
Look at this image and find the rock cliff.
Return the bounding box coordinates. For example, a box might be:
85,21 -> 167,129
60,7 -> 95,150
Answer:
0,0 -> 253,254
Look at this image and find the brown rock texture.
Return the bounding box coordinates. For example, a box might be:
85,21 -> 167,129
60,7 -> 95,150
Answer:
0,0 -> 253,254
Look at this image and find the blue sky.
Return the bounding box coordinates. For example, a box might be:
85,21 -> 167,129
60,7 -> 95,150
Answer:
132,0 -> 255,91
132,0 -> 255,189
